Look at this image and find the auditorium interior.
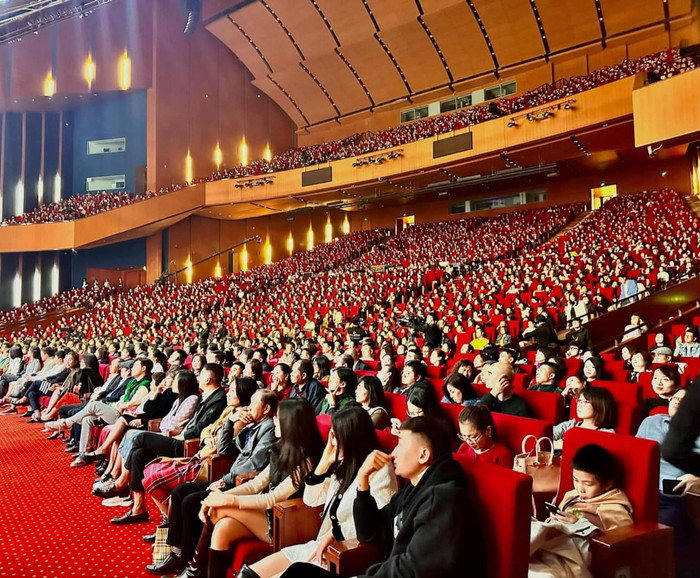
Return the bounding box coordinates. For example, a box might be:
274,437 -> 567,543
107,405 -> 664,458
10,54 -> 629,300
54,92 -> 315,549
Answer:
0,1 -> 699,577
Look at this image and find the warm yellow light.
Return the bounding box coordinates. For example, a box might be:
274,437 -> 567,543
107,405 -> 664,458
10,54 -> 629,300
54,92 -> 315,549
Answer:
306,224 -> 314,252
342,214 -> 350,235
263,144 -> 272,162
214,143 -> 222,170
264,236 -> 272,264
185,258 -> 193,284
241,245 -> 249,272
119,50 -> 131,90
185,150 -> 193,183
84,53 -> 96,89
325,216 -> 333,244
214,261 -> 222,278
286,231 -> 294,256
44,72 -> 56,97
240,137 -> 249,166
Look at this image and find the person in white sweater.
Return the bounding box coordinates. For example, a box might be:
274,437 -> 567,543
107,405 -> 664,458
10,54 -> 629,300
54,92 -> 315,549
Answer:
242,406 -> 399,578
179,397 -> 325,578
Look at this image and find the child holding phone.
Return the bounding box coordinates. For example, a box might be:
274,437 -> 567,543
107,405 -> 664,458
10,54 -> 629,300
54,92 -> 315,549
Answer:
550,444 -> 633,532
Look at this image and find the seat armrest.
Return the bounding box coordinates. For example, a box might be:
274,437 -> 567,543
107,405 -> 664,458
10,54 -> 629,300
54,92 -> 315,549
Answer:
236,472 -> 259,486
148,418 -> 162,432
272,498 -> 323,551
209,455 -> 235,481
183,439 -> 200,457
326,539 -> 385,576
590,522 -> 674,578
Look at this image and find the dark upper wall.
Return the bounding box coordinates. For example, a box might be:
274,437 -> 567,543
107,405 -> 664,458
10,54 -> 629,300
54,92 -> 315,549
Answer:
70,237 -> 146,288
72,91 -> 147,195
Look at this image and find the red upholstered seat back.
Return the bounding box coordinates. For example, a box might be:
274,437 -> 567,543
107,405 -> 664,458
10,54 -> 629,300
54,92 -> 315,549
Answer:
453,454 -> 532,578
559,428 -> 659,523
384,391 -> 407,421
316,414 -> 331,442
491,412 -> 553,455
426,365 -> 446,379
99,363 -> 110,382
517,389 -> 565,425
590,380 -> 642,404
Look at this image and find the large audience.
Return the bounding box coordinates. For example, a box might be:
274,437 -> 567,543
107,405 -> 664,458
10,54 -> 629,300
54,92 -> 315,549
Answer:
2,49 -> 696,227
0,189 -> 698,578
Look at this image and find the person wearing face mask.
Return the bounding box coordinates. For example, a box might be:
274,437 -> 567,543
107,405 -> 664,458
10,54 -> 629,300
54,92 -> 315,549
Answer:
316,367 -> 358,416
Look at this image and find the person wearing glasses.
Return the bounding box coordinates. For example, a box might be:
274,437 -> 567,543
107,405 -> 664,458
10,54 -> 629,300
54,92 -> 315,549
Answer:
456,405 -> 514,468
552,387 -> 616,450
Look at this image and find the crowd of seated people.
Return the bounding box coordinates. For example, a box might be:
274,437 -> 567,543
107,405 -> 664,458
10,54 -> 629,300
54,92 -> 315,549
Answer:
2,50 -> 696,227
0,298 -> 698,576
0,188 -> 696,576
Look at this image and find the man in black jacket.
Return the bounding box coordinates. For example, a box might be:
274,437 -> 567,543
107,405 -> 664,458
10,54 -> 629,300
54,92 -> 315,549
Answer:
276,417 -> 485,578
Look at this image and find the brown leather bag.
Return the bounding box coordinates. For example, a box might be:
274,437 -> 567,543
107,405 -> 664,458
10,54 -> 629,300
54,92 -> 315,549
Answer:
513,434 -> 561,493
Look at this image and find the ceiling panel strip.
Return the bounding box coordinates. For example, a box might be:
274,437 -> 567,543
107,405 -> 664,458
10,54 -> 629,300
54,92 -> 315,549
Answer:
535,0 -> 601,53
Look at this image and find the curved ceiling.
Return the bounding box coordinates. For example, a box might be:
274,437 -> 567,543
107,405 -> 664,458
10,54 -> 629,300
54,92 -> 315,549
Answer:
204,0 -> 692,128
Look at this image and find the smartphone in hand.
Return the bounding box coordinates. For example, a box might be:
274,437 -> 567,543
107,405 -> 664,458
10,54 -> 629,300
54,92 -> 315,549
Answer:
544,501 -> 562,515
662,478 -> 684,496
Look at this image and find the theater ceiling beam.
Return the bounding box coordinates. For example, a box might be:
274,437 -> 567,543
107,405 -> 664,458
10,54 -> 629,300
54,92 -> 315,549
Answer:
528,0 -> 551,60
360,0 -> 413,95
463,0 -> 500,76
414,0 -> 454,84
305,0 -> 376,106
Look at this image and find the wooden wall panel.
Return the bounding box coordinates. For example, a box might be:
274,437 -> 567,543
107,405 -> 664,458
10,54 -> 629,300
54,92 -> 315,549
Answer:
189,216 -> 221,280
552,55 -> 588,82
633,67 -> 700,147
168,218 -> 192,283
234,3 -> 299,72
366,0 -> 419,29
11,31 -> 52,98
303,52 -> 372,115
587,45 -> 628,71
270,67 -> 337,125
146,231 -> 162,284
205,18 -> 271,79
314,0 -> 375,48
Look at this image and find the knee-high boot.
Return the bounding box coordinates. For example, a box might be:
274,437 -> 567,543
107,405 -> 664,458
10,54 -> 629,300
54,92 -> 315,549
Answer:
235,562 -> 260,578
209,549 -> 235,578
175,522 -> 213,578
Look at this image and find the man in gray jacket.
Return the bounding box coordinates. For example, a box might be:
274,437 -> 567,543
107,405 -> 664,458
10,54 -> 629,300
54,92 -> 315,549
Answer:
147,388 -> 278,576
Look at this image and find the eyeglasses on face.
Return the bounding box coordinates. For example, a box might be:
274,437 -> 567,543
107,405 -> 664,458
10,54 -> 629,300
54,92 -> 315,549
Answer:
406,409 -> 424,418
458,432 -> 483,443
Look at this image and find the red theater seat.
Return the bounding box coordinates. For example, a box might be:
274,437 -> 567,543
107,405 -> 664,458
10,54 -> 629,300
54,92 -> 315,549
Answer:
517,389 -> 565,425
327,456 -> 532,578
559,428 -> 673,578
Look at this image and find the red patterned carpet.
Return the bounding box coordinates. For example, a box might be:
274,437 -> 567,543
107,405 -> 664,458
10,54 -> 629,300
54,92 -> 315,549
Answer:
0,411 -> 158,577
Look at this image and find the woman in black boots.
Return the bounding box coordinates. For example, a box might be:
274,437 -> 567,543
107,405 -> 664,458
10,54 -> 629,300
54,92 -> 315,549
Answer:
181,397 -> 323,578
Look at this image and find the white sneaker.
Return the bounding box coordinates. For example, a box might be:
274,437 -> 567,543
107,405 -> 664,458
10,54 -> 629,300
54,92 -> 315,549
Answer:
102,496 -> 134,507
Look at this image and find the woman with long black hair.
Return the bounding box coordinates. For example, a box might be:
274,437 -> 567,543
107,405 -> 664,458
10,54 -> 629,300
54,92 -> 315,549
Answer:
240,406 -> 398,578
175,398 -> 325,578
